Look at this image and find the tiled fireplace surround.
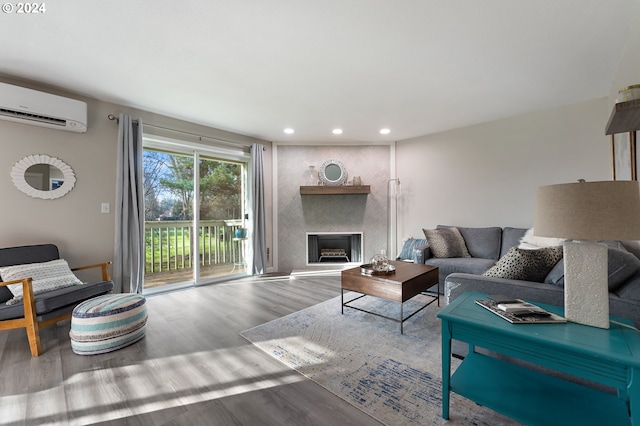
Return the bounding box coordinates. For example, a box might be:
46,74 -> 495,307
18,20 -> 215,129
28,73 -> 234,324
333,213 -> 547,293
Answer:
277,145 -> 390,272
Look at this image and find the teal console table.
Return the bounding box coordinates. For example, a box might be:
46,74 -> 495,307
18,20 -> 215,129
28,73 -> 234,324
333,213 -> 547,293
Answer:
437,291 -> 640,426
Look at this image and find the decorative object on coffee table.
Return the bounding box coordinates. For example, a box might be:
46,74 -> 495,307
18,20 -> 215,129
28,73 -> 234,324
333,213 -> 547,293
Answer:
370,250 -> 390,272
534,180 -> 640,328
360,263 -> 396,275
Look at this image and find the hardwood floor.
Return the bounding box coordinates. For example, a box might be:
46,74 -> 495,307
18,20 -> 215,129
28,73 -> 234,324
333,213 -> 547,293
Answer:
0,275 -> 383,425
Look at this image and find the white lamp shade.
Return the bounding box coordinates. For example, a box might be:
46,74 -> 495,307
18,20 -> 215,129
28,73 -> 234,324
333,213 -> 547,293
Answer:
534,180 -> 640,240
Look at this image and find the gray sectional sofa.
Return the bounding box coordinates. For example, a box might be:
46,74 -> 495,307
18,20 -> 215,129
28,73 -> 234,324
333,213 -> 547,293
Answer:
415,225 -> 640,327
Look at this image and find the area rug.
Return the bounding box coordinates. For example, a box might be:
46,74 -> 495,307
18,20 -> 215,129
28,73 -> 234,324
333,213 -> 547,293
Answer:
240,293 -> 520,426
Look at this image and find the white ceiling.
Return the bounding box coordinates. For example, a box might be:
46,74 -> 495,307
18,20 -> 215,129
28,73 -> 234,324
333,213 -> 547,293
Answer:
1,0 -> 638,142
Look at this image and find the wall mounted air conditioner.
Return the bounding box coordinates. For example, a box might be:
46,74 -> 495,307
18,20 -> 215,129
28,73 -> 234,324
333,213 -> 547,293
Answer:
0,82 -> 87,133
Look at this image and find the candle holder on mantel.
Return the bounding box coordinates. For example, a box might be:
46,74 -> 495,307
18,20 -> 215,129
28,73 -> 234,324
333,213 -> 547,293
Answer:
307,166 -> 318,185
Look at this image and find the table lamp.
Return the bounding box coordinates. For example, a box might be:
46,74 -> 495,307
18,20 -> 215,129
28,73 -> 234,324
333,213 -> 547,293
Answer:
534,180 -> 640,328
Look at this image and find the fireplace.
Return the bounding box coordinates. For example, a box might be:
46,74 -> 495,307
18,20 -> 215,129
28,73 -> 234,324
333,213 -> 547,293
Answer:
306,232 -> 363,265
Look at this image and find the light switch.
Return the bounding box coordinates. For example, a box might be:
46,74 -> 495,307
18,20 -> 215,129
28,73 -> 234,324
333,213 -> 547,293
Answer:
101,203 -> 110,214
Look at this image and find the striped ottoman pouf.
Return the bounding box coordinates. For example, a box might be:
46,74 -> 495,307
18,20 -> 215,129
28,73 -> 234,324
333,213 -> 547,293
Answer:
70,293 -> 147,355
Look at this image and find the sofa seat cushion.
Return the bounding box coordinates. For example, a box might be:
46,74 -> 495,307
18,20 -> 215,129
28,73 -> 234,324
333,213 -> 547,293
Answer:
484,246 -> 563,282
0,280 -> 114,321
426,257 -> 496,279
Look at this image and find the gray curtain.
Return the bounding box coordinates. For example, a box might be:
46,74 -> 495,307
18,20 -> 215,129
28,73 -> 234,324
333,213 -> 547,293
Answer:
113,114 -> 144,293
251,143 -> 267,274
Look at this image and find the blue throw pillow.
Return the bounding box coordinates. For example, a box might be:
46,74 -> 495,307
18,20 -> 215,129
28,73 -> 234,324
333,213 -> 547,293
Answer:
398,238 -> 428,260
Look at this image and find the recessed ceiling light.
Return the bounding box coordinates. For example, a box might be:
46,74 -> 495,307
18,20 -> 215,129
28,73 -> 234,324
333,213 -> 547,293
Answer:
284,128 -> 294,134
380,128 -> 391,135
332,128 -> 343,135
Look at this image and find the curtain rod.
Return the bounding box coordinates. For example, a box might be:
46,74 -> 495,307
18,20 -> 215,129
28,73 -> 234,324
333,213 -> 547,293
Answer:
107,114 -> 265,151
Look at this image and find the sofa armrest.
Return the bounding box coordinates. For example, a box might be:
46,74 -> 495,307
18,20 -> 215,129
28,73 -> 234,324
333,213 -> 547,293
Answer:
71,261 -> 112,281
417,244 -> 432,260
444,273 -> 564,307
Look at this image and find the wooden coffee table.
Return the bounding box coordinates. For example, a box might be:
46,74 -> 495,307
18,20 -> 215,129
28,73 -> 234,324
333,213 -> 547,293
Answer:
341,261 -> 439,333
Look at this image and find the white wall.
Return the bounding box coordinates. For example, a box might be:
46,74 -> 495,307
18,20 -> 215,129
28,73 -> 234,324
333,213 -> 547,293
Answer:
396,97 -> 611,248
609,7 -> 640,105
608,7 -> 640,256
0,77 -> 272,273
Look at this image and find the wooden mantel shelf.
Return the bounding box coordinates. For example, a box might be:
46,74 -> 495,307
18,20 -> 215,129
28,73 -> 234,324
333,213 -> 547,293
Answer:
300,185 -> 370,195
606,99 -> 640,135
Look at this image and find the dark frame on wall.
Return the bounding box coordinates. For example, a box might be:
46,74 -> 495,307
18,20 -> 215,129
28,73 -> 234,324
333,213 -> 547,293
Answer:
611,131 -> 637,180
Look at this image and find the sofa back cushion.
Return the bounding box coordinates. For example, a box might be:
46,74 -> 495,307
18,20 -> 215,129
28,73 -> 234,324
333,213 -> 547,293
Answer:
501,227 -> 529,257
438,225 -> 502,260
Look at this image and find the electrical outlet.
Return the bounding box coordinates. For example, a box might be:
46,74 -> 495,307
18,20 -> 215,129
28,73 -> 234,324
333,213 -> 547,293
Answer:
101,203 -> 110,214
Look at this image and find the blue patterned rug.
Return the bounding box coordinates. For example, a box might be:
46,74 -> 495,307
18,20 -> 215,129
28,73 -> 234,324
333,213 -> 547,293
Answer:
241,293 -> 520,425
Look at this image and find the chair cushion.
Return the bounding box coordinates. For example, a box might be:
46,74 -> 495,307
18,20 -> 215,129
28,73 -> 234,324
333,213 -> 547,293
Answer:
0,280 -> 114,321
0,244 -> 59,268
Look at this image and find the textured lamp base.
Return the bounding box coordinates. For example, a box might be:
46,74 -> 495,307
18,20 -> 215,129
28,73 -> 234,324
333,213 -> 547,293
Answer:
563,241 -> 609,329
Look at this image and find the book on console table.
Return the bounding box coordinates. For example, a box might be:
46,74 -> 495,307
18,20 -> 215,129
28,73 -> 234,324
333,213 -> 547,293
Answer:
475,299 -> 567,324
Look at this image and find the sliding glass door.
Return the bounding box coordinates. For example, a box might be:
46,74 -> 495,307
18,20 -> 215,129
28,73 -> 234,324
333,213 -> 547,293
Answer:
197,155 -> 247,281
142,140 -> 249,292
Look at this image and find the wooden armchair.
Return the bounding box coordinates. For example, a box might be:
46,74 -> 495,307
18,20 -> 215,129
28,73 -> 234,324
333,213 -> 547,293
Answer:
0,244 -> 114,356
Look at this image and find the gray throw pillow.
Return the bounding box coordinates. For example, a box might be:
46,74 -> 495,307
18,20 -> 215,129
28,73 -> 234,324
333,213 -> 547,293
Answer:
483,246 -> 563,282
607,248 -> 640,291
422,227 -> 470,258
544,247 -> 640,291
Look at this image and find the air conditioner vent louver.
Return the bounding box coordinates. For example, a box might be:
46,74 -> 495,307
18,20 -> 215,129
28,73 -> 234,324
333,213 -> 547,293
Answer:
0,82 -> 87,133
0,108 -> 66,126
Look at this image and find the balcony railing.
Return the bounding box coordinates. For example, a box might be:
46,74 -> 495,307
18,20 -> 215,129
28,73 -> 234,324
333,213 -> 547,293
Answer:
145,219 -> 245,274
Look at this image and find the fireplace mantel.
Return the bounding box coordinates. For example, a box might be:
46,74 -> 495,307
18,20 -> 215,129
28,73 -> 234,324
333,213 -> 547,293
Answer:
299,185 -> 370,195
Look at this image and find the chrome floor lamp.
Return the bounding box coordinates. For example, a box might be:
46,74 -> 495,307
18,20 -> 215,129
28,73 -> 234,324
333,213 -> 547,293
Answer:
387,178 -> 401,259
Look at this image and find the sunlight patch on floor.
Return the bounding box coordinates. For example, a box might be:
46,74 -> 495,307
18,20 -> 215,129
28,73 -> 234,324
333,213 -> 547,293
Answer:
8,346 -> 305,425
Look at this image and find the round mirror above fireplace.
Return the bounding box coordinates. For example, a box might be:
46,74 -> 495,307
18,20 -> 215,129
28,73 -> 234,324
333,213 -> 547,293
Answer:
318,159 -> 347,186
